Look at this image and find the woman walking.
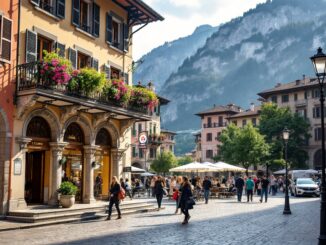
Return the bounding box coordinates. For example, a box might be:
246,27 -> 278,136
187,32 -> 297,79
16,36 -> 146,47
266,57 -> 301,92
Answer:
106,176 -> 121,220
154,176 -> 165,210
179,176 -> 193,224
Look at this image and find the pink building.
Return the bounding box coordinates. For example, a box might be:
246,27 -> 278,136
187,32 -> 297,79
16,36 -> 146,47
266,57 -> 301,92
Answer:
195,104 -> 242,162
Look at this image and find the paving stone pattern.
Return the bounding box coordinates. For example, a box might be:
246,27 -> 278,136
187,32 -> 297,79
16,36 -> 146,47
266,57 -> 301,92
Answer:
0,195 -> 319,245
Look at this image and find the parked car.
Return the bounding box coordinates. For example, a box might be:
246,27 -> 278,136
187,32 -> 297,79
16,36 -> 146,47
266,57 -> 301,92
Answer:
290,178 -> 320,197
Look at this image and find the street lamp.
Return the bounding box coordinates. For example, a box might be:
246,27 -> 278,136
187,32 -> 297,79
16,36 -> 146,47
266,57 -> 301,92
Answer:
311,47 -> 326,244
282,127 -> 291,215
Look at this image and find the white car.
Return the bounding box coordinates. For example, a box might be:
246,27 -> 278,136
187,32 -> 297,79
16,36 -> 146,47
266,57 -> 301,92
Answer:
290,178 -> 320,197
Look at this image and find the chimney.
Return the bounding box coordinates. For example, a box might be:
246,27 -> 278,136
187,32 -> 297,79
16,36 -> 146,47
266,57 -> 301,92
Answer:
250,103 -> 255,112
303,74 -> 306,81
295,79 -> 300,85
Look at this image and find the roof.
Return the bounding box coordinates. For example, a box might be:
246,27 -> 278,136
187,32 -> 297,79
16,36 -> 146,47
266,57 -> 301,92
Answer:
195,104 -> 242,117
112,0 -> 164,26
258,77 -> 319,99
158,95 -> 170,105
161,129 -> 177,135
228,106 -> 261,119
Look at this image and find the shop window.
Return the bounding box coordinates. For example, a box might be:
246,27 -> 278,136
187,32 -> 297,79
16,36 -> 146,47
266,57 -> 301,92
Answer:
26,116 -> 51,139
95,128 -> 111,146
37,35 -> 53,60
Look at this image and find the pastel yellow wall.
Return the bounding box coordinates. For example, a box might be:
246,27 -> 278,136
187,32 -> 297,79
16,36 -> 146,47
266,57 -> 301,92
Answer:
20,0 -> 133,84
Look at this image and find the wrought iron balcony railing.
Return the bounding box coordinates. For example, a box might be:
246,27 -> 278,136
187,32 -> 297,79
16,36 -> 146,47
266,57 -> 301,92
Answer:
16,62 -> 148,114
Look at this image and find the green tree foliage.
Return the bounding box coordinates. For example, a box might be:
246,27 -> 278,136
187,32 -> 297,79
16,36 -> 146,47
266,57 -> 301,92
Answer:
150,152 -> 177,175
177,155 -> 193,166
219,123 -> 270,175
259,103 -> 310,170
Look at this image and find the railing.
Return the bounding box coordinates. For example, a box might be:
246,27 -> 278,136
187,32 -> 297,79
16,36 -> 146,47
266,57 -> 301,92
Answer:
148,135 -> 163,145
17,62 -> 148,114
203,122 -> 227,128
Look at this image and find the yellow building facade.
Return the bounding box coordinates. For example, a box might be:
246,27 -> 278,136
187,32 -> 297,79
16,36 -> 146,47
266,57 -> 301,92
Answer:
10,0 -> 163,211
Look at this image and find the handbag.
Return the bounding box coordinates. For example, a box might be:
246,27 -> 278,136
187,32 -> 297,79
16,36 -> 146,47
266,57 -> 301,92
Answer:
186,196 -> 196,209
172,191 -> 179,200
118,187 -> 126,200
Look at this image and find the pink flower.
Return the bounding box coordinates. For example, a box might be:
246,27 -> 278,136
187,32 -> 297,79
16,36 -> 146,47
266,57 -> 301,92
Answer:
51,59 -> 59,67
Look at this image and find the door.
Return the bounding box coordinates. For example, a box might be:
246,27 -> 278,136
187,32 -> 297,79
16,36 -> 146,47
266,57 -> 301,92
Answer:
25,151 -> 45,204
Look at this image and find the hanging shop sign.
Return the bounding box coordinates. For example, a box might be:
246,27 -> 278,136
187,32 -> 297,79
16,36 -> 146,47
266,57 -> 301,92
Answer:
138,131 -> 148,149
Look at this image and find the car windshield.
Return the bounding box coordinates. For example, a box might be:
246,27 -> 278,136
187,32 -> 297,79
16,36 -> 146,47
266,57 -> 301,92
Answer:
297,179 -> 315,185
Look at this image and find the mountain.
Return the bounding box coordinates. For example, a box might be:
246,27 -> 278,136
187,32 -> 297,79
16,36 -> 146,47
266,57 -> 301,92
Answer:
133,25 -> 219,91
160,0 -> 326,133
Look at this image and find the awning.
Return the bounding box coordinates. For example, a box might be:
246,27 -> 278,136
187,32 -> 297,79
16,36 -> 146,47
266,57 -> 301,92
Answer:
169,162 -> 213,173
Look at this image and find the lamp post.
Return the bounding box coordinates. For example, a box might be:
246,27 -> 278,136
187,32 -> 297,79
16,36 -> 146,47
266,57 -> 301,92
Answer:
311,47 -> 326,244
282,128 -> 291,215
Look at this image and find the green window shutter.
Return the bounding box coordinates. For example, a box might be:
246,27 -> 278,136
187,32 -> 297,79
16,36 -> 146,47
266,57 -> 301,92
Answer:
1,16 -> 12,62
93,3 -> 100,37
123,23 -> 129,52
56,0 -> 65,19
72,0 -> 80,26
25,29 -> 37,62
55,42 -> 66,57
106,13 -> 112,44
68,47 -> 77,69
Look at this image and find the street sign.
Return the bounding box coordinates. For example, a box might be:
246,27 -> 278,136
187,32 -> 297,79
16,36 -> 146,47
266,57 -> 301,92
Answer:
123,166 -> 132,172
138,131 -> 148,149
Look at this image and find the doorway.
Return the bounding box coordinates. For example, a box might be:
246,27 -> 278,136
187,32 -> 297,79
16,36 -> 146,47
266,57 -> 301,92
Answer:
25,151 -> 45,204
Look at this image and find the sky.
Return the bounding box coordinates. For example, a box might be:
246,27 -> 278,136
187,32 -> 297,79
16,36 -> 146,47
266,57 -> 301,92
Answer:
132,0 -> 267,60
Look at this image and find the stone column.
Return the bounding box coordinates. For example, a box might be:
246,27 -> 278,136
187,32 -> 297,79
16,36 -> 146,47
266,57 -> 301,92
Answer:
111,149 -> 126,178
9,137 -> 32,211
83,145 -> 98,204
48,142 -> 67,206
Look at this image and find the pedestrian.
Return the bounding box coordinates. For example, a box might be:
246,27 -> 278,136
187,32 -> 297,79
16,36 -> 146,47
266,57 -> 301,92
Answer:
179,176 -> 193,224
246,176 -> 254,202
256,177 -> 262,196
124,178 -> 132,199
269,175 -> 277,195
175,176 -> 183,214
169,176 -> 177,199
260,175 -> 270,203
94,173 -> 103,198
150,176 -> 157,197
145,177 -> 151,196
235,175 -> 245,202
203,176 -> 212,204
106,176 -> 121,220
154,176 -> 165,210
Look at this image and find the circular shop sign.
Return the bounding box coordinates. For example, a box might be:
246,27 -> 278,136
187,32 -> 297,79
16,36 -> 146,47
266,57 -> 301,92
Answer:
139,133 -> 148,144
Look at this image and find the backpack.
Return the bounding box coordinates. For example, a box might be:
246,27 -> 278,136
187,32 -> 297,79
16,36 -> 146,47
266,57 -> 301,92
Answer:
118,186 -> 126,200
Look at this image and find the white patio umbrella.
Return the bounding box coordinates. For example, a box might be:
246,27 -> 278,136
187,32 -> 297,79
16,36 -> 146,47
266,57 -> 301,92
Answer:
131,166 -> 146,173
213,161 -> 247,172
201,162 -> 224,172
140,172 -> 156,177
169,162 -> 213,173
274,169 -> 286,175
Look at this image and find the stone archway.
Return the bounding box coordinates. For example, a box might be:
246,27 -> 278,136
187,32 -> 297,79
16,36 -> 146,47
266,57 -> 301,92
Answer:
0,108 -> 10,215
314,149 -> 322,170
62,115 -> 93,145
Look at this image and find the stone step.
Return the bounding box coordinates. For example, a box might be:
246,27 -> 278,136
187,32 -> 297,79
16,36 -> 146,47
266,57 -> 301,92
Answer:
7,203 -> 155,223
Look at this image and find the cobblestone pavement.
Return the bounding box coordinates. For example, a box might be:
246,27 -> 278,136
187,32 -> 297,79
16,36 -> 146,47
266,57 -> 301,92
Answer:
0,195 -> 319,245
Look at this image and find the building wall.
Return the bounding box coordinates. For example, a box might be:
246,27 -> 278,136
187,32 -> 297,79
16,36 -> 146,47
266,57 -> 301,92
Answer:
160,132 -> 176,154
0,0 -> 19,215
229,114 -> 260,127
20,0 -> 132,83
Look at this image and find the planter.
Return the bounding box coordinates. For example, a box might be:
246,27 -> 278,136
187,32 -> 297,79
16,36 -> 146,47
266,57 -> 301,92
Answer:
60,194 -> 75,208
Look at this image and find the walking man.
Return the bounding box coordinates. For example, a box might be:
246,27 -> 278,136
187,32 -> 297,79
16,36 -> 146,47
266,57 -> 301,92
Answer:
260,175 -> 270,203
246,176 -> 254,202
203,176 -> 212,204
235,175 -> 245,202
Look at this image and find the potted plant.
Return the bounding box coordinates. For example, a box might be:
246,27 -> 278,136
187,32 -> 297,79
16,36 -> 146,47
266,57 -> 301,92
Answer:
57,181 -> 78,208
104,79 -> 131,107
130,86 -> 159,111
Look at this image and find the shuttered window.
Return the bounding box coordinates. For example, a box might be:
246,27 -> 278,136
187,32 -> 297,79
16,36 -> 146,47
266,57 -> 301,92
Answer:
106,14 -> 113,44
92,58 -> 99,71
25,29 -> 38,62
72,0 -> 80,26
0,16 -> 12,63
56,0 -> 65,19
55,42 -> 65,57
31,0 -> 65,19
93,3 -> 100,37
68,47 -> 77,69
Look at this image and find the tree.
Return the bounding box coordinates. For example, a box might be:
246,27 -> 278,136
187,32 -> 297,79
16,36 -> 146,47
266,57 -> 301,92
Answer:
177,155 -> 193,166
259,103 -> 310,170
219,123 -> 270,175
150,152 -> 177,175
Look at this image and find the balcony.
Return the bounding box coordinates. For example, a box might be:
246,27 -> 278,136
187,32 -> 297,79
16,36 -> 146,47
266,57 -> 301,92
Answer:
295,99 -> 307,107
16,62 -> 151,121
203,122 -> 227,128
148,135 -> 163,145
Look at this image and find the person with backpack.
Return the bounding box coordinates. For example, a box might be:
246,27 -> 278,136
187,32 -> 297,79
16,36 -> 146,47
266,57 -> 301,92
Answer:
106,176 -> 121,220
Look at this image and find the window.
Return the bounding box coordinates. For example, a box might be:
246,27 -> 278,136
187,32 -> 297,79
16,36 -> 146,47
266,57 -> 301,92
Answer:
207,117 -> 212,127
252,118 -> 257,126
169,145 -> 173,152
150,148 -> 154,159
31,0 -> 65,19
0,15 -> 12,63
111,66 -> 121,79
132,147 -> 136,157
216,132 -> 221,141
271,95 -> 277,103
138,123 -> 142,134
312,89 -> 320,98
77,52 -> 90,69
206,150 -> 213,159
313,107 -> 321,118
296,109 -> 307,118
304,91 -> 309,99
315,128 -> 322,141
132,123 -> 136,136
72,0 -> 100,36
281,94 -> 289,103
218,116 -> 223,126
206,133 -> 212,142
232,121 -> 237,126
106,13 -> 129,51
139,149 -> 143,158
242,119 -> 247,127
37,35 -> 53,60
294,93 -> 298,101
112,19 -> 120,45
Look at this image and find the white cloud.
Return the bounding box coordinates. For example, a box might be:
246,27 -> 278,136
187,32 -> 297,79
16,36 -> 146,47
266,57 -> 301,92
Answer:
133,0 -> 267,60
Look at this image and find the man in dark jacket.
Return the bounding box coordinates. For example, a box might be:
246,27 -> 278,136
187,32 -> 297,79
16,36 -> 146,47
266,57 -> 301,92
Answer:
260,175 -> 270,203
203,176 -> 212,204
235,175 -> 245,202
